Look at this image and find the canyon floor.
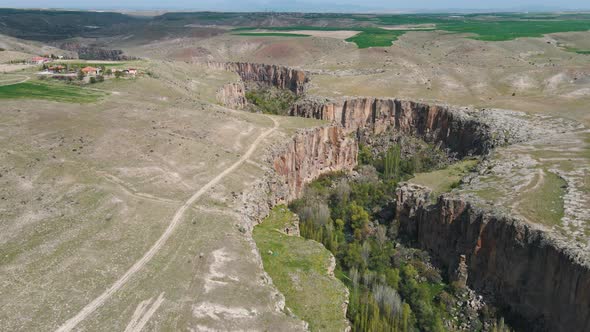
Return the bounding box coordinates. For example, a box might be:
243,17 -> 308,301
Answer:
1,10 -> 589,332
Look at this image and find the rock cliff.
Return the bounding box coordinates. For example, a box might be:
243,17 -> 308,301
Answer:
272,126 -> 358,200
290,98 -> 500,157
216,82 -> 246,110
207,62 -> 308,95
396,183 -> 590,332
240,125 -> 358,231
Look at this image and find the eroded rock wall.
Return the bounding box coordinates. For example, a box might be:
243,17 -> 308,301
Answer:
273,126 -> 358,200
216,82 -> 247,109
241,125 -> 357,230
291,98 -> 496,157
208,62 -> 308,95
396,183 -> 590,332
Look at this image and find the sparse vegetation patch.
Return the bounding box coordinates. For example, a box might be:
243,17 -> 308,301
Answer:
517,170 -> 567,226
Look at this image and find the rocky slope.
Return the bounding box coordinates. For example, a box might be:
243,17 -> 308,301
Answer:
207,62 -> 308,95
396,184 -> 590,332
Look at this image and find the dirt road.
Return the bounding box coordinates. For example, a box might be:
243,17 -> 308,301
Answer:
55,116 -> 279,332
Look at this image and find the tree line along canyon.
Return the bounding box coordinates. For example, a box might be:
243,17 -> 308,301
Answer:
0,9 -> 589,332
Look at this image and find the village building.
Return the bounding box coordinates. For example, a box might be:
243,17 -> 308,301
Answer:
81,66 -> 100,76
31,56 -> 51,64
47,65 -> 65,73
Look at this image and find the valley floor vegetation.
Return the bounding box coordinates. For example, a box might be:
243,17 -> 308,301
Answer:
245,86 -> 298,115
284,143 -> 511,331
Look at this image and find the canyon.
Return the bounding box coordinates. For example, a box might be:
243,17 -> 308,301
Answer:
3,10 -> 590,332
208,62 -> 308,95
396,184 -> 590,332
222,61 -> 590,332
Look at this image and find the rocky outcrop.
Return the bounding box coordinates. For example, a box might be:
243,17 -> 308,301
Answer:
396,183 -> 590,332
216,82 -> 247,109
273,126 -> 358,200
291,98 -> 502,157
207,62 -> 308,95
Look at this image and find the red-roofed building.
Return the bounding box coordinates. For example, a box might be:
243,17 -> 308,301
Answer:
31,56 -> 51,64
81,66 -> 99,76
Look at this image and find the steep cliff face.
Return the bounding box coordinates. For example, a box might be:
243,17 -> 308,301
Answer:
273,126 -> 358,200
208,62 -> 308,95
216,82 -> 247,109
291,98 -> 497,157
396,184 -> 590,332
240,125 -> 357,230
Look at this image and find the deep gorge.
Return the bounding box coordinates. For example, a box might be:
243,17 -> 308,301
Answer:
218,61 -> 590,332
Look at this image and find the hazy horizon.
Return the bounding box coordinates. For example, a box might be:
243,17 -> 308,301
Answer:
2,0 -> 590,13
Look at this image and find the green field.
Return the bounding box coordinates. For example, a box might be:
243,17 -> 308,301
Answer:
345,29 -> 407,48
438,19 -> 590,41
234,32 -> 310,37
234,13 -> 590,48
564,47 -> 590,54
253,205 -> 349,332
0,81 -> 104,103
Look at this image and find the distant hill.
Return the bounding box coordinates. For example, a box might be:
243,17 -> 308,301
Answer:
0,8 -> 146,40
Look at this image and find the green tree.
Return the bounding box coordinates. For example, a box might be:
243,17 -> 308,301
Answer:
384,144 -> 401,180
348,202 -> 370,241
358,144 -> 374,165
77,70 -> 85,80
342,242 -> 364,270
386,268 -> 401,290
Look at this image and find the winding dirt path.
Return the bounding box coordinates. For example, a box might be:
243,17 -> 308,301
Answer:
0,74 -> 29,86
55,116 -> 279,332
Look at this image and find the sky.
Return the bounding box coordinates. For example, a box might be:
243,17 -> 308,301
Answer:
2,0 -> 589,12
